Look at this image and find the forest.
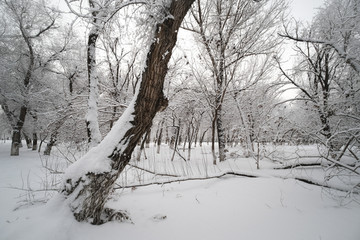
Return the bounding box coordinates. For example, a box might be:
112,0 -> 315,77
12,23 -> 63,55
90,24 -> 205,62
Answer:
0,0 -> 359,239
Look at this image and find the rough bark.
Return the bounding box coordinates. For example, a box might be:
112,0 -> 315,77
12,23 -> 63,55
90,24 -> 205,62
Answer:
62,0 -> 195,225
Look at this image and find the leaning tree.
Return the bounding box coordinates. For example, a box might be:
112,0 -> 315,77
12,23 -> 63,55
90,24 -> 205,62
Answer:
61,0 -> 195,225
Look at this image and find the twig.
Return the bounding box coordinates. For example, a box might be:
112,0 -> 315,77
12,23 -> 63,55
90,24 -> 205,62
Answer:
348,149 -> 359,161
7,186 -> 58,192
175,149 -> 187,162
321,155 -> 360,175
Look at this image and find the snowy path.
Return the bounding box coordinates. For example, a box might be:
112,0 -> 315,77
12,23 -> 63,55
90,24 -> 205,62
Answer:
0,142 -> 360,240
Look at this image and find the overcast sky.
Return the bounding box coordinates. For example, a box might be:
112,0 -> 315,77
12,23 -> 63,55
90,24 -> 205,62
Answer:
289,0 -> 325,23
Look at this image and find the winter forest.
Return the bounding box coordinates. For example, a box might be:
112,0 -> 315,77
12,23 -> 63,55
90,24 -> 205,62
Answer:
0,0 -> 360,239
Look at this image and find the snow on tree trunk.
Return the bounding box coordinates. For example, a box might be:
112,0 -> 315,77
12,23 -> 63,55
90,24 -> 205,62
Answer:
86,26 -> 102,147
61,0 -> 195,225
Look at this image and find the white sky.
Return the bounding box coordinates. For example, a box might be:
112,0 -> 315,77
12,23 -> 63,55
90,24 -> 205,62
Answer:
289,0 -> 325,23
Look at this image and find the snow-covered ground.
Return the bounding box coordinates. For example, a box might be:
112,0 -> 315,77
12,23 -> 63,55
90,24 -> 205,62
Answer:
0,141 -> 360,240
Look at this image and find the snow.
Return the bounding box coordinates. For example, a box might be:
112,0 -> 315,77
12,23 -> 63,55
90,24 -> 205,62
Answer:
1,141 -> 360,240
86,26 -> 102,147
63,97 -> 136,182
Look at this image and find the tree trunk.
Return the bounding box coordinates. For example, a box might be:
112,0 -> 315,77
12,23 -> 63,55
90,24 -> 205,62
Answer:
61,0 -> 195,225
233,94 -> 254,157
193,122 -> 200,147
156,120 -> 164,154
11,131 -> 22,156
85,6 -> 102,147
170,126 -> 179,161
9,7 -> 35,156
10,106 -> 27,156
169,125 -> 180,150
32,133 -> 38,151
136,132 -> 148,161
44,133 -> 56,156
211,114 -> 217,165
38,135 -> 46,153
109,106 -> 117,130
199,128 -> 209,147
23,132 -> 32,149
145,128 -> 151,148
216,41 -> 226,162
216,101 -> 226,162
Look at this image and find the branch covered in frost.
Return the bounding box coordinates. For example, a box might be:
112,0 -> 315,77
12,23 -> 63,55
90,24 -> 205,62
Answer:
279,33 -> 360,74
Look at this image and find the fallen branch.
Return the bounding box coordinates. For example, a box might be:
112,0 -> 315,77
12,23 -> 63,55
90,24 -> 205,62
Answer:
288,176 -> 359,194
115,170 -> 360,194
321,155 -> 360,175
128,163 -> 180,177
114,171 -> 259,189
274,162 -> 324,170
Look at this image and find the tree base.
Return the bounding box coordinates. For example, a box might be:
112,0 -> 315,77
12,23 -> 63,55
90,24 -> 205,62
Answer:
86,208 -> 132,225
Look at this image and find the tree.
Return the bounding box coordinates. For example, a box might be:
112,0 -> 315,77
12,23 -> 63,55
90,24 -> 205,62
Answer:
61,0 -> 195,225
278,41 -> 343,152
0,0 -> 57,156
65,0 -> 148,147
184,0 -> 285,163
278,0 -> 360,163
98,17 -> 143,132
280,0 -> 360,74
